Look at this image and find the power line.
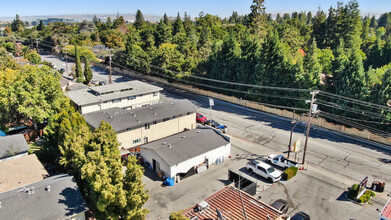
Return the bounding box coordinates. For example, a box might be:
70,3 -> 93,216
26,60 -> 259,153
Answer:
320,111 -> 391,125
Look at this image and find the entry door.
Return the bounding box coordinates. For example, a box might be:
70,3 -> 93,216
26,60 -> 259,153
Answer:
153,159 -> 156,171
152,159 -> 160,171
144,137 -> 148,144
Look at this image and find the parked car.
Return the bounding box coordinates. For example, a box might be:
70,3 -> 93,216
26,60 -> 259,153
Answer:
246,160 -> 282,183
60,68 -> 66,73
291,212 -> 310,220
266,154 -> 298,169
270,199 -> 289,214
205,119 -> 228,133
196,113 -> 207,124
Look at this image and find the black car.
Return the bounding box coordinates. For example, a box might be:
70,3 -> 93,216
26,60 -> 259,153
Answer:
270,199 -> 289,214
291,212 -> 310,220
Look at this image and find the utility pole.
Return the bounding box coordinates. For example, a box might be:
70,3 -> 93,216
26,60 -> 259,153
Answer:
302,90 -> 319,165
108,49 -> 113,84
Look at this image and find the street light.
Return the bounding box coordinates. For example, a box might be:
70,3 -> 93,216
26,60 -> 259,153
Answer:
287,120 -> 299,159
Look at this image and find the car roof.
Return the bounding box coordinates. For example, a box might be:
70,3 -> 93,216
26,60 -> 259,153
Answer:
271,199 -> 288,209
253,160 -> 272,169
291,212 -> 310,220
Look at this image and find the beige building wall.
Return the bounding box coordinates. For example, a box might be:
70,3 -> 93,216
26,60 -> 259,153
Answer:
117,113 -> 196,149
80,92 -> 160,114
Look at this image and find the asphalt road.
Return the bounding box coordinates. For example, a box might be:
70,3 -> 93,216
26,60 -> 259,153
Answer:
41,54 -> 391,219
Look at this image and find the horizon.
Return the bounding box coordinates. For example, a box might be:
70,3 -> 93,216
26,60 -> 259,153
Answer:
0,0 -> 389,21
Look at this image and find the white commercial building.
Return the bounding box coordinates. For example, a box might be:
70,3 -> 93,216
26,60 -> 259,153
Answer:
141,128 -> 231,180
67,80 -> 163,114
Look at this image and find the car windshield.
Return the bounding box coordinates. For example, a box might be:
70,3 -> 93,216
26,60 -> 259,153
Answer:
267,167 -> 275,173
197,115 -> 203,118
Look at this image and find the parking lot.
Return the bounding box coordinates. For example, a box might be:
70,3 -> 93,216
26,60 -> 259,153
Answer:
143,136 -> 387,219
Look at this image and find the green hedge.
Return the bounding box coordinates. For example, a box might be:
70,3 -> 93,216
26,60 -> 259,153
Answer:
283,166 -> 298,180
357,190 -> 375,203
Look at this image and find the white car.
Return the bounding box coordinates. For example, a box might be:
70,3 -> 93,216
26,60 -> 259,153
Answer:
246,160 -> 282,183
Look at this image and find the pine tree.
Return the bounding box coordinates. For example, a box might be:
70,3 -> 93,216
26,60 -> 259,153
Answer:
301,39 -> 321,89
122,156 -> 150,219
163,13 -> 171,26
155,19 -> 172,46
172,13 -> 184,36
248,0 -> 267,36
74,46 -> 83,79
134,10 -> 145,30
83,58 -> 93,85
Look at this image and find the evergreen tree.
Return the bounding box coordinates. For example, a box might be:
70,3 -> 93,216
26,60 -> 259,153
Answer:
93,14 -> 98,25
248,0 -> 267,36
122,156 -> 150,219
83,58 -> 93,85
74,46 -> 83,79
163,13 -> 171,26
11,14 -> 25,32
300,39 -> 321,89
172,13 -> 185,36
183,12 -> 194,36
312,9 -> 327,48
134,10 -> 145,30
369,15 -> 378,28
378,12 -> 391,29
155,19 -> 172,46
37,20 -> 44,31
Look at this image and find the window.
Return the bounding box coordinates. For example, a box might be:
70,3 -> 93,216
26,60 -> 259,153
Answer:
128,96 -> 135,100
145,123 -> 150,130
132,138 -> 141,144
163,118 -> 170,122
153,92 -> 158,97
112,99 -> 120,103
152,121 -> 157,125
187,112 -> 192,115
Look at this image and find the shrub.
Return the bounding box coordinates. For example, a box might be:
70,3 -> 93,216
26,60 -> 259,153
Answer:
169,211 -> 189,220
357,190 -> 375,203
283,166 -> 298,180
348,184 -> 359,199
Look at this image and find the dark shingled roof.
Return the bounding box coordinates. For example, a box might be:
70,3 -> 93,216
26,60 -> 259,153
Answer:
83,99 -> 197,132
141,128 -> 230,166
182,185 -> 282,220
0,174 -> 88,220
0,134 -> 29,160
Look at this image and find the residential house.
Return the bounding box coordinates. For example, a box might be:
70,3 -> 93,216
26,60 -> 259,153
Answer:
0,174 -> 88,220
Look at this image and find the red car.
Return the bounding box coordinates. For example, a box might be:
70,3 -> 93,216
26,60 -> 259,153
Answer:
196,113 -> 207,124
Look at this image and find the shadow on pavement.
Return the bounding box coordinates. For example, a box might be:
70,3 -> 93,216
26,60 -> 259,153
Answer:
336,191 -> 350,202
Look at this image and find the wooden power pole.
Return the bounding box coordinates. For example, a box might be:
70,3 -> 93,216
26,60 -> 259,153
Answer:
302,90 -> 319,165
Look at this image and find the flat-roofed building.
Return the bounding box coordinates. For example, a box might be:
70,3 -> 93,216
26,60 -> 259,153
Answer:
0,134 -> 30,162
0,154 -> 48,193
67,80 -> 163,114
140,128 -> 231,180
83,99 -> 197,150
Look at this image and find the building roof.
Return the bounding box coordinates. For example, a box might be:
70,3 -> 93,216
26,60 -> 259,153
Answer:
67,80 -> 163,106
60,78 -> 88,91
381,198 -> 391,219
0,134 -> 30,160
0,174 -> 88,220
84,99 -> 197,132
141,128 -> 230,166
0,154 -> 48,193
182,185 -> 281,220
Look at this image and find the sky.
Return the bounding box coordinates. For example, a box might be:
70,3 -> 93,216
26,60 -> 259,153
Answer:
0,0 -> 390,18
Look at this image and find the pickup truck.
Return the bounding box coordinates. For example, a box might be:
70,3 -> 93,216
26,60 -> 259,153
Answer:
266,154 -> 298,169
246,160 -> 282,183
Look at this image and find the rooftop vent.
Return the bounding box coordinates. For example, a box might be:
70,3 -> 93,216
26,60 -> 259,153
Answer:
162,142 -> 166,145
197,131 -> 201,133
168,144 -> 172,148
45,185 -> 51,192
137,120 -> 140,123
182,136 -> 186,138
153,112 -> 157,115
109,116 -> 113,119
197,201 -> 209,212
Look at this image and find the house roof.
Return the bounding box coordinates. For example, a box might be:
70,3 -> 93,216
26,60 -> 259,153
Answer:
84,99 -> 197,132
141,128 -> 230,166
60,78 -> 88,91
0,134 -> 29,160
66,80 -> 163,106
381,198 -> 391,218
0,154 -> 48,193
0,174 -> 88,220
182,185 -> 281,220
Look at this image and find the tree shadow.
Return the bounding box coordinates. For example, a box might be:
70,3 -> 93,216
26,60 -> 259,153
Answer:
58,186 -> 88,217
336,191 -> 350,202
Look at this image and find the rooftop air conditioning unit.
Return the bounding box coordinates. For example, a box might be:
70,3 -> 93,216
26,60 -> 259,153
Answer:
197,201 -> 209,212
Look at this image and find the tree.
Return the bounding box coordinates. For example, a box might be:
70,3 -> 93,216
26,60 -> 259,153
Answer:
11,14 -> 25,32
134,10 -> 145,30
122,156 -> 150,219
163,13 -> 171,26
300,39 -> 321,89
248,0 -> 267,36
25,50 -> 41,64
93,14 -> 99,25
83,58 -> 93,85
169,212 -> 189,220
172,13 -> 185,36
4,26 -> 12,36
81,121 -> 127,219
113,16 -> 125,29
37,20 -> 44,31
74,46 -> 83,79
155,19 -> 172,46
370,15 -> 378,28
